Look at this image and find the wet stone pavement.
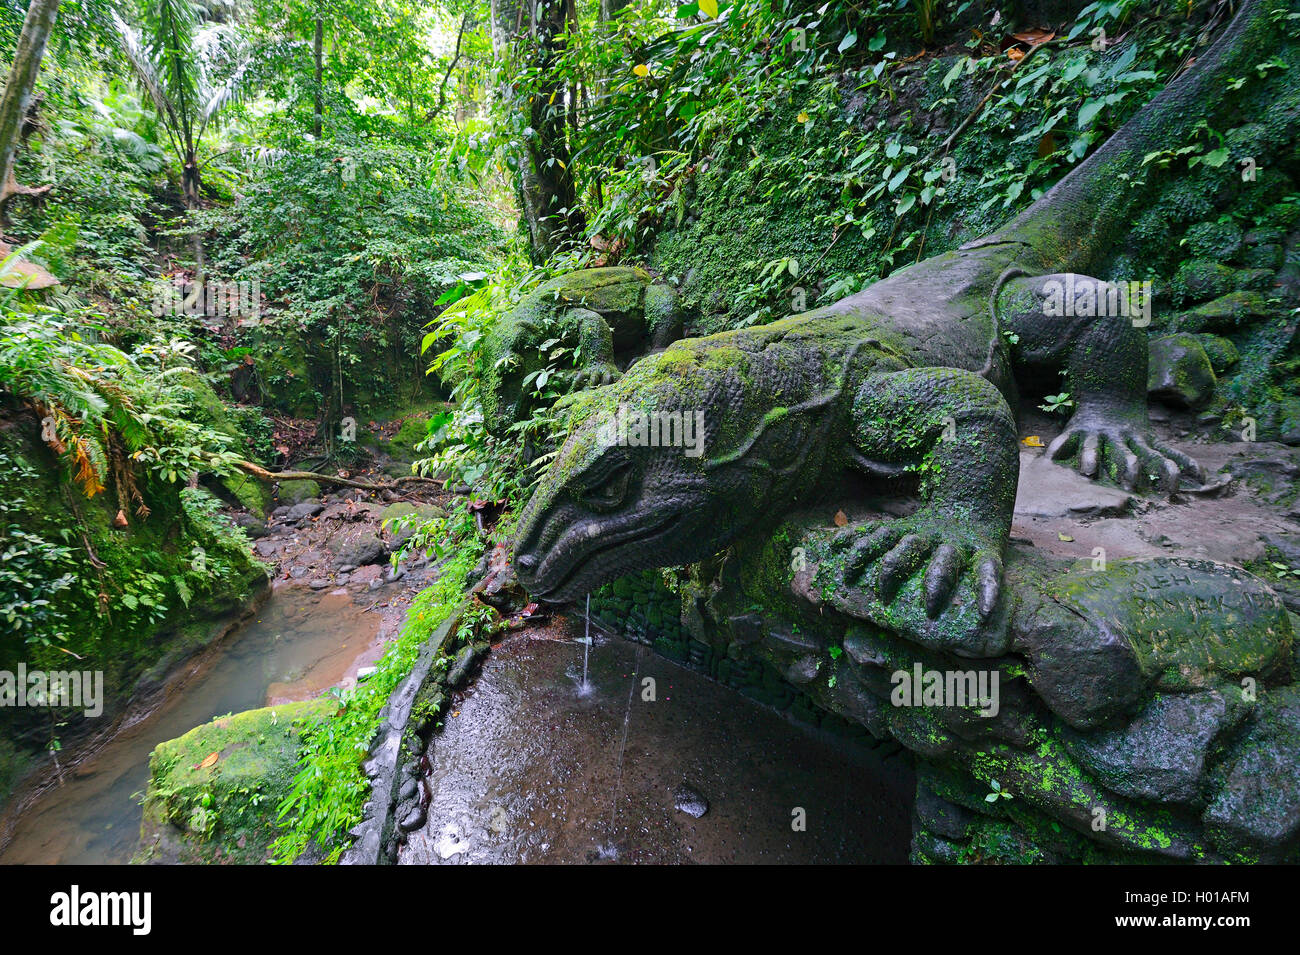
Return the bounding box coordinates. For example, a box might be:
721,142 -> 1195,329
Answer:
400,622 -> 914,864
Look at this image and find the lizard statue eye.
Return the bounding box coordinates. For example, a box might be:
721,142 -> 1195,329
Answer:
584,461 -> 632,510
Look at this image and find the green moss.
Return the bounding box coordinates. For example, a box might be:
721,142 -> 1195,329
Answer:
385,415 -> 431,462
222,472 -> 270,516
275,479 -> 321,506
138,698 -> 337,864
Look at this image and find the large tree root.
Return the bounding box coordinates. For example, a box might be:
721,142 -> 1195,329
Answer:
234,460 -> 445,493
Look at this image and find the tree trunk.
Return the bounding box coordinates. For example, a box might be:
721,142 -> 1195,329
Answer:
0,0 -> 61,215
599,0 -> 632,21
492,0 -> 585,262
182,147 -> 204,281
313,12 -> 324,138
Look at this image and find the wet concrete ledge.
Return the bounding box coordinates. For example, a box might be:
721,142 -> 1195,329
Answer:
341,602 -> 468,865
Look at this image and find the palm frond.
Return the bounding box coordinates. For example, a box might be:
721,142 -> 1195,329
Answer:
110,12 -> 185,149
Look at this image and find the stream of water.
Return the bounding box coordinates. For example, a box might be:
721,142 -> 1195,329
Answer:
0,585 -> 915,865
0,587 -> 380,865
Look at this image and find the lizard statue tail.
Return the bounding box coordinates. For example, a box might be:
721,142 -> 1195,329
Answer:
981,0 -> 1286,276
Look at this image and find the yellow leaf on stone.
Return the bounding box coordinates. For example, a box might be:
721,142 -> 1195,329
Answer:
1022,435 -> 1044,447
1058,533 -> 1074,542
196,751 -> 219,770
699,0 -> 718,17
633,63 -> 649,77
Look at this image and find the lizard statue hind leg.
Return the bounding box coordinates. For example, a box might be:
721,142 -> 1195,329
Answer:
997,272 -> 1204,493
820,367 -> 1020,656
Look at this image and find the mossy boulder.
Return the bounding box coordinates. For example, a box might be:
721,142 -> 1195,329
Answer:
1241,228 -> 1287,271
276,479 -> 321,506
1061,690 -> 1251,805
1195,334 -> 1240,374
138,698 -> 337,864
385,415 -> 431,462
250,333 -> 317,418
221,472 -> 270,517
1169,260 -> 1234,307
1147,333 -> 1218,409
1203,684 -> 1300,862
379,502 -> 448,547
1169,260 -> 1272,308
1175,289 -> 1274,331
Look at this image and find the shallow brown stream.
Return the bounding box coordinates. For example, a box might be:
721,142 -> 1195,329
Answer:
0,586 -> 381,865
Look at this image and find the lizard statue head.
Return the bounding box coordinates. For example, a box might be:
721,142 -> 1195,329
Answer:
512,342 -> 792,603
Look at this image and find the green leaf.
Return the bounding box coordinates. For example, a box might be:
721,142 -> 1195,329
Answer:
838,31 -> 857,54
942,58 -> 965,90
1201,147 -> 1230,168
1077,98 -> 1105,128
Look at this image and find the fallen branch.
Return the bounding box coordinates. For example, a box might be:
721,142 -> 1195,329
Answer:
235,460 -> 445,493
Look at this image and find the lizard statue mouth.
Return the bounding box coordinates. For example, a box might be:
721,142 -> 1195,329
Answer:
516,508 -> 685,603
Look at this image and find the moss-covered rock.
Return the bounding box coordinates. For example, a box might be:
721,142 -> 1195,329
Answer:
1203,684 -> 1300,862
138,698 -> 337,864
275,479 -> 321,506
1170,260 -> 1246,307
1174,290 -> 1274,332
384,415 -> 431,462
379,501 -> 448,547
1196,334 -> 1240,374
221,472 -> 270,517
1147,333 -> 1218,408
249,333 -> 317,418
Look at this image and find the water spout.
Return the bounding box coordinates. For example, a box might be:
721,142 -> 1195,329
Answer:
579,593 -> 592,695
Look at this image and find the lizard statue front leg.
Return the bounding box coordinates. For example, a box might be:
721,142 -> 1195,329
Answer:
820,367 -> 1020,656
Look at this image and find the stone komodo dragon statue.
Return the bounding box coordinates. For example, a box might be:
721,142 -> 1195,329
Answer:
479,266 -> 682,435
512,0 -> 1284,654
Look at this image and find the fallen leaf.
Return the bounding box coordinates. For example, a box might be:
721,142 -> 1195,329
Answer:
1058,533 -> 1074,542
1006,47 -> 1025,61
195,751 -> 219,771
834,510 -> 848,527
1012,28 -> 1055,45
1022,435 -> 1044,447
